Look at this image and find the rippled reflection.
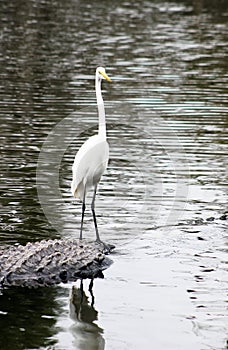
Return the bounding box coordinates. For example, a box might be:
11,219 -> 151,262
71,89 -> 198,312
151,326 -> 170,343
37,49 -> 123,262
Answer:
0,0 -> 227,349
0,286 -> 62,349
69,284 -> 105,350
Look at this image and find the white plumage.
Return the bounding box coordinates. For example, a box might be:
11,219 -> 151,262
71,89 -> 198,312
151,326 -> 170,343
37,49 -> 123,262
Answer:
71,67 -> 111,243
71,134 -> 109,201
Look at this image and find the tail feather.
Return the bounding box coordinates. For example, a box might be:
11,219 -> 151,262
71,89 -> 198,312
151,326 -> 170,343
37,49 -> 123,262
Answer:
71,180 -> 84,201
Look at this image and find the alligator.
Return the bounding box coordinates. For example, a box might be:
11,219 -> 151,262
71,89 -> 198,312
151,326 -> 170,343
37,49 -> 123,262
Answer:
0,213 -> 226,289
0,239 -> 114,288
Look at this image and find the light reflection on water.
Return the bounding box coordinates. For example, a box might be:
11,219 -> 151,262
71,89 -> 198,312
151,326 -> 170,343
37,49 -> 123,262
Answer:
0,0 -> 227,349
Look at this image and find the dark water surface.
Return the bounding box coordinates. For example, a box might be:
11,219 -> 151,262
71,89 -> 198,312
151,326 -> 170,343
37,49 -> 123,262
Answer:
0,0 -> 227,349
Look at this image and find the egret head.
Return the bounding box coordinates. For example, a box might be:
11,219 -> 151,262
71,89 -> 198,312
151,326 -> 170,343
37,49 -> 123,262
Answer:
96,67 -> 111,82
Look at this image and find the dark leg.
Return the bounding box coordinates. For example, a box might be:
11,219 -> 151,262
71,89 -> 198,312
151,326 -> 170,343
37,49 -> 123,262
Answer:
91,185 -> 115,253
89,278 -> 94,292
89,279 -> 95,306
80,189 -> 86,240
79,279 -> 84,304
91,184 -> 101,243
80,279 -> 83,293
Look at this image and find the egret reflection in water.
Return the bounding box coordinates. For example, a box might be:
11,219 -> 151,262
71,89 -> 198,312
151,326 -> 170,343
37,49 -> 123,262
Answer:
69,283 -> 105,350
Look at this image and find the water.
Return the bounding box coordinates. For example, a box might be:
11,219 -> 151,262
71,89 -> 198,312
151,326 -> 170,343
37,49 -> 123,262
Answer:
0,0 -> 227,349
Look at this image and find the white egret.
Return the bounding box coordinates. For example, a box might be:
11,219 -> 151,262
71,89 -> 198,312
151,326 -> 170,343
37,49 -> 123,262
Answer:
71,67 -> 111,246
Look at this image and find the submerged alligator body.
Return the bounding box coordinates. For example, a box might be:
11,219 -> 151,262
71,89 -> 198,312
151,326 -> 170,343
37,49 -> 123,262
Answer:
0,239 -> 114,288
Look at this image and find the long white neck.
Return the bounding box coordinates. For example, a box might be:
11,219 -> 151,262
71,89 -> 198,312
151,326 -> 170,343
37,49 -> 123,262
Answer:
96,74 -> 106,139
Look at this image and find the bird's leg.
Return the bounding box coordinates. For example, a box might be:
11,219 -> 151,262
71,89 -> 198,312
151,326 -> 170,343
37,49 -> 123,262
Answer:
80,189 -> 86,240
91,185 -> 115,253
88,279 -> 95,306
91,184 -> 101,242
89,278 -> 94,292
79,279 -> 84,304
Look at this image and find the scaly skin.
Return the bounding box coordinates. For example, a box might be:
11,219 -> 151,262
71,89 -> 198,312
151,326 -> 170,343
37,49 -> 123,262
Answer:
0,239 -> 114,288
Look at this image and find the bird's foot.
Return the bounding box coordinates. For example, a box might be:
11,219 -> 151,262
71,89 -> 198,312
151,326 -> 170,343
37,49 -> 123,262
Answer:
95,239 -> 115,254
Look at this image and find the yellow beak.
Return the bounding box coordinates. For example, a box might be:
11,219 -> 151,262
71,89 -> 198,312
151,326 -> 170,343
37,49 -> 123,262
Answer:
100,71 -> 112,82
